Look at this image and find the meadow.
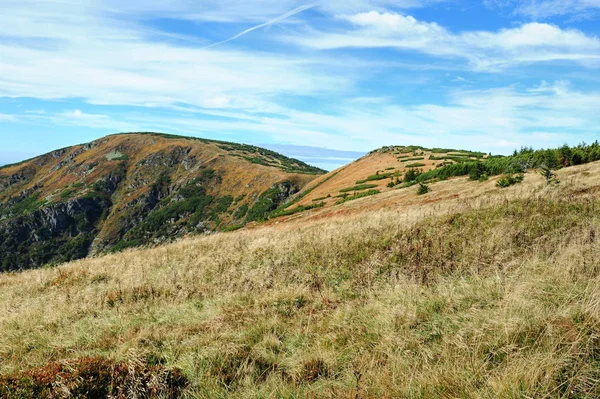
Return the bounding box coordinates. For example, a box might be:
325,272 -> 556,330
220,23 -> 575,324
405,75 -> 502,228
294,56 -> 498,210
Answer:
0,162 -> 599,398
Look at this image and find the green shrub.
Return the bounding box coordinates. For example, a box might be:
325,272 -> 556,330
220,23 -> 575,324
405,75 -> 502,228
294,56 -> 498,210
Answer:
340,184 -> 378,193
355,173 -> 393,184
417,183 -> 431,195
406,163 -> 426,168
496,173 -> 524,188
60,189 -> 75,200
269,202 -> 325,218
312,195 -> 331,201
387,177 -> 402,188
540,165 -> 559,185
335,189 -> 380,205
400,157 -> 425,163
404,168 -> 421,182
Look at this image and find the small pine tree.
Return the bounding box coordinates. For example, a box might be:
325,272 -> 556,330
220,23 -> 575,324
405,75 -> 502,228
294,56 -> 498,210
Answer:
540,164 -> 558,185
417,183 -> 431,195
404,168 -> 419,182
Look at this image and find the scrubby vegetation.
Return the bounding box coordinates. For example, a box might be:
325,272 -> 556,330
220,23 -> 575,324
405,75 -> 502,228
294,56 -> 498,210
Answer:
496,173 -> 525,188
417,142 -> 600,184
356,172 -> 393,184
334,189 -> 380,204
0,356 -> 188,399
246,181 -> 299,222
406,162 -> 426,168
416,182 -> 431,195
339,184 -> 379,193
269,202 -> 326,218
400,157 -> 426,163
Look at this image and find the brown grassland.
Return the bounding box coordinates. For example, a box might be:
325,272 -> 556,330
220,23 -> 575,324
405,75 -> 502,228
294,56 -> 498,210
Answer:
0,161 -> 599,398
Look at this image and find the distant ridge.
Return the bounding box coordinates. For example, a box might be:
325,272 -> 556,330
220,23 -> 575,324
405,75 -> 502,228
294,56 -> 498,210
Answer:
0,132 -> 324,271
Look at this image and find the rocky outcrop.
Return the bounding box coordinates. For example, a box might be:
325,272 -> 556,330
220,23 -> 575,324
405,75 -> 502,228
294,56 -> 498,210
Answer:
0,197 -> 111,271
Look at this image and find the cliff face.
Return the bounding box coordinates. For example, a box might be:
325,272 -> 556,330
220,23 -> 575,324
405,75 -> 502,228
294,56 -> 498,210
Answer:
0,133 -> 324,271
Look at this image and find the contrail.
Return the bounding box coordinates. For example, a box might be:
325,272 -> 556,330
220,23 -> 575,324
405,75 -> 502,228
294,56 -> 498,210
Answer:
201,2 -> 319,49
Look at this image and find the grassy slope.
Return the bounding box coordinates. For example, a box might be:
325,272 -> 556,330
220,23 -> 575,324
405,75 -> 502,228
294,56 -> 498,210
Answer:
0,162 -> 599,398
288,147 -> 485,209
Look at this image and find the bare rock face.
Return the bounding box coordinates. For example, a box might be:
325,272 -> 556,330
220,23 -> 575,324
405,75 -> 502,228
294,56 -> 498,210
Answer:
0,196 -> 110,270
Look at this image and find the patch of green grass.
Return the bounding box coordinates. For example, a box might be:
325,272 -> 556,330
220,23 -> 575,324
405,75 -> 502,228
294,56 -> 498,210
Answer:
400,157 -> 425,162
312,195 -> 331,202
334,189 -> 380,205
339,184 -> 378,193
270,202 -> 326,218
60,189 -> 75,200
355,173 -> 393,184
406,163 -> 426,168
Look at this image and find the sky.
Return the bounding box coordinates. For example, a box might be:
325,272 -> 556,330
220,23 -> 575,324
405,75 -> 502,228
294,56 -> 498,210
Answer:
1,0 -> 599,170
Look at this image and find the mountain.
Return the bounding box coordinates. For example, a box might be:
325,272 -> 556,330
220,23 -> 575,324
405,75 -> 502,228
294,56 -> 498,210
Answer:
0,133 -> 325,271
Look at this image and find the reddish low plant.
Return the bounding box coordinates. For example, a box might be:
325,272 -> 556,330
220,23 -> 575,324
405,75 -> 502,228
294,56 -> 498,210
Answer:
0,356 -> 188,399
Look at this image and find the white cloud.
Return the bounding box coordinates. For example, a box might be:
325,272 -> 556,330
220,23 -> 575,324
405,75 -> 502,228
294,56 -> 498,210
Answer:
287,11 -> 600,71
486,0 -> 600,19
9,81 -> 597,154
0,2 -> 348,113
0,0 -> 599,156
0,114 -> 18,122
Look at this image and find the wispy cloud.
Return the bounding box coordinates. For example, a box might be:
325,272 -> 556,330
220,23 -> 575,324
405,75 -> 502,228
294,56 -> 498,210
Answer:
285,11 -> 600,71
1,0 -> 599,156
7,81 -> 598,154
201,2 -> 319,49
486,0 -> 600,19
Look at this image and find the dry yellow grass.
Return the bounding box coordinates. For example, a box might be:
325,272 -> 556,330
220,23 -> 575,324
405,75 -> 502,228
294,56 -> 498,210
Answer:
1,162 -> 599,398
291,147 -> 483,209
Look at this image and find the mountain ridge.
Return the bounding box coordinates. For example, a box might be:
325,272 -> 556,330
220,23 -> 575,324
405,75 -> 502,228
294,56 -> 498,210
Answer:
0,133 -> 325,271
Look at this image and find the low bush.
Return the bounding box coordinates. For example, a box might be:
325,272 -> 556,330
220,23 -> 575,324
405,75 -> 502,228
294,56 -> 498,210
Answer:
400,157 -> 425,163
335,189 -> 380,205
496,173 -> 524,188
355,173 -> 393,184
417,183 -> 431,195
340,184 -> 378,193
0,356 -> 188,399
270,202 -> 326,218
312,195 -> 331,201
404,168 -> 421,182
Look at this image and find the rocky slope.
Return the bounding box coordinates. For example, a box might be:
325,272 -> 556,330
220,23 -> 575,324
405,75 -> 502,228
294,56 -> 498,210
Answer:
0,133 -> 324,271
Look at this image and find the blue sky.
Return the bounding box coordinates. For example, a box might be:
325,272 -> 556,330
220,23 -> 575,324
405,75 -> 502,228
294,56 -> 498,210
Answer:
1,0 -> 599,170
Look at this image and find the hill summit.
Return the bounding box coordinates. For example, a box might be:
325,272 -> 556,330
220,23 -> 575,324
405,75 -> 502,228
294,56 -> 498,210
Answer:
0,133 -> 324,271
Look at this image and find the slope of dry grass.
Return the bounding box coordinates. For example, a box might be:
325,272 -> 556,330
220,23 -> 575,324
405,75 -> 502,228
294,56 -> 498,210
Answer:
0,162 -> 599,398
290,147 -> 485,209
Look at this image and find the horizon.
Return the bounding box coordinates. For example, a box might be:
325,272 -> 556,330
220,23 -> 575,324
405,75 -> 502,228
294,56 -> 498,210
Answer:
0,131 -> 597,172
0,132 -> 368,171
1,1 -> 599,169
